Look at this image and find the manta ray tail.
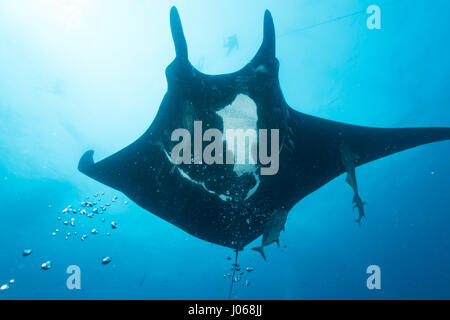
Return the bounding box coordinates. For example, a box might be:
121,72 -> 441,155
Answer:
251,246 -> 267,261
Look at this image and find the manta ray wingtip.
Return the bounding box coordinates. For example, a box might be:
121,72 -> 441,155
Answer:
78,150 -> 95,172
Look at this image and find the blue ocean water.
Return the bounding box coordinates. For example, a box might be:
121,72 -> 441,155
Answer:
0,0 -> 449,299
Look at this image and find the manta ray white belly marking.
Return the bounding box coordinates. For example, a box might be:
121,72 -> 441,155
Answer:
217,94 -> 259,175
217,94 -> 261,200
161,147 -> 233,202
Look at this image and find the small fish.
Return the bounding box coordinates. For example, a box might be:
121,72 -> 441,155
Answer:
252,209 -> 288,260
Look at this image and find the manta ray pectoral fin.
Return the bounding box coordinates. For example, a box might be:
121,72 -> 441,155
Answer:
252,246 -> 267,261
291,112 -> 449,224
340,126 -> 450,223
342,126 -> 450,167
294,112 -> 450,168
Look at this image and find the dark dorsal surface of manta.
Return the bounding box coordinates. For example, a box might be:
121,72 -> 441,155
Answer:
79,7 -> 450,255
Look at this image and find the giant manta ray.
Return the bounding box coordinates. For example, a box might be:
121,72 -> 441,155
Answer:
79,7 -> 450,259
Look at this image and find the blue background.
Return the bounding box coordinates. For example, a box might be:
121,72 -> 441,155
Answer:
0,0 -> 449,299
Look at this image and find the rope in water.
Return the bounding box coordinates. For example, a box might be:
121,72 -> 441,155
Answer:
278,0 -> 400,39
278,9 -> 366,38
228,249 -> 239,300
